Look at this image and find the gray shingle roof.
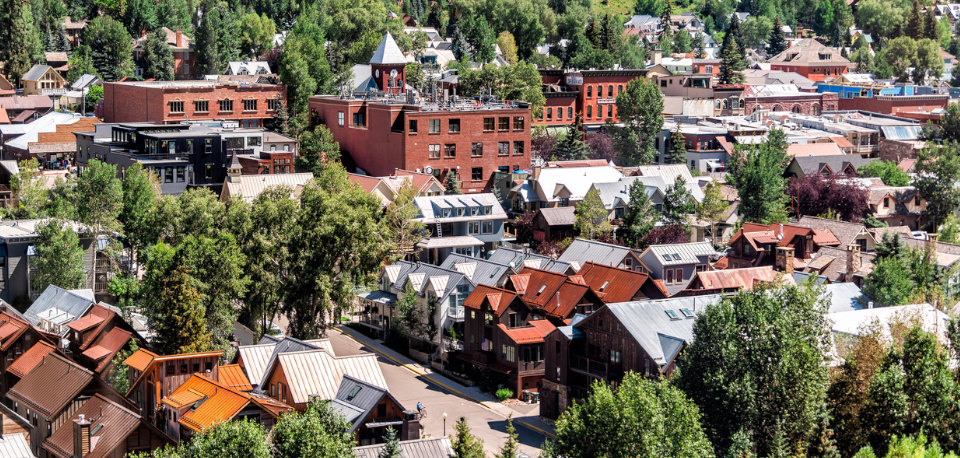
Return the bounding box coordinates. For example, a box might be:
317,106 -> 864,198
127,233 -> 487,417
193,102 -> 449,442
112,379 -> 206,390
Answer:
24,285 -> 95,336
557,238 -> 632,268
538,206 -> 576,226
22,65 -> 52,82
487,247 -> 571,273
796,216 -> 872,248
789,154 -> 876,176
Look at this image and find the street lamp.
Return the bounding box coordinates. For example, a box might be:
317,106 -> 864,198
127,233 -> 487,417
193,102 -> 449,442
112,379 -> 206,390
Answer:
442,412 -> 448,437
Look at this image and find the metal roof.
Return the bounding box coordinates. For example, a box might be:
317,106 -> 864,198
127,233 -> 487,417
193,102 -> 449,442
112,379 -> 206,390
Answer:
369,32 -> 408,65
557,238 -> 632,267
823,282 -> 868,313
42,394 -> 140,458
531,166 -> 623,203
439,254 -> 512,287
331,375 -> 390,432
353,437 -> 455,458
221,172 -> 314,202
25,285 -> 95,336
645,242 -> 720,266
0,433 -> 33,458
880,125 -> 923,140
487,247 -> 571,274
597,295 -> 723,365
7,353 -> 94,418
273,350 -> 387,404
413,193 -> 506,223
379,260 -> 467,303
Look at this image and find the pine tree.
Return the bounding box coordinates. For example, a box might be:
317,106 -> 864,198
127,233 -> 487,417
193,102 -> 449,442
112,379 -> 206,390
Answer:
586,18 -> 601,48
600,14 -> 615,51
378,427 -> 401,458
924,7 -> 940,41
451,417 -> 485,458
693,32 -> 706,59
451,26 -> 470,61
141,29 -> 174,80
150,265 -> 212,354
495,416 -> 519,458
718,35 -> 745,84
769,18 -> 787,56
906,0 -> 925,40
666,125 -> 687,164
727,12 -> 744,57
554,121 -> 591,161
445,170 -> 462,195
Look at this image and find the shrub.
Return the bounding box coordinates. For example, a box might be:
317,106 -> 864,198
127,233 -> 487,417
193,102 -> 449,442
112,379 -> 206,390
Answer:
495,387 -> 514,401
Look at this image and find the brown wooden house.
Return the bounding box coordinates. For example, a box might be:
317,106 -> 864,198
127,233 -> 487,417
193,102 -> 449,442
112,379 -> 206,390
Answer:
123,349 -> 224,428
575,262 -> 668,302
532,207 -> 576,243
331,375 -> 420,446
0,306 -> 55,396
65,303 -> 144,378
540,295 -> 723,420
42,394 -> 169,457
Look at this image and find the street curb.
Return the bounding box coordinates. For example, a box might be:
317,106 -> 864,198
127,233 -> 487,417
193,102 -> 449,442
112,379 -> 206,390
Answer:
332,327 -> 556,440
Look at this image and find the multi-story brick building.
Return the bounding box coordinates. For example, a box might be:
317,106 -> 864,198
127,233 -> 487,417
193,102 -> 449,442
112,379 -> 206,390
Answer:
101,80 -> 285,128
133,28 -> 196,79
536,69 -> 651,129
767,38 -> 851,82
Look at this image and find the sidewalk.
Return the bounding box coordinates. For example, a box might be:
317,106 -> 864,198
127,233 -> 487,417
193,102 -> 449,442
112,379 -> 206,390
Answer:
334,325 -> 556,439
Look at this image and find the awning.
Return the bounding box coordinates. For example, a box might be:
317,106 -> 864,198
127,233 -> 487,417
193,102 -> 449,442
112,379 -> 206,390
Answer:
416,236 -> 484,249
357,290 -> 397,305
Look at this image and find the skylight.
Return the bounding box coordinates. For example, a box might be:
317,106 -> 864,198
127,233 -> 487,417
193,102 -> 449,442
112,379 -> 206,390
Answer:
347,385 -> 362,401
91,423 -> 104,435
672,254 -> 682,260
665,309 -> 680,320
680,308 -> 695,318
662,254 -> 671,261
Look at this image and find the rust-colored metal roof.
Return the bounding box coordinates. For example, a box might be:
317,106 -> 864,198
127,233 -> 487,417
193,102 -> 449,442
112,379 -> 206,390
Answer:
497,320 -> 556,344
82,345 -> 112,361
87,326 -> 133,373
694,267 -> 796,291
217,364 -> 253,391
123,348 -> 158,372
42,394 -> 143,458
8,340 -> 56,378
513,267 -> 590,319
0,311 -> 29,351
170,374 -> 291,432
462,284 -> 517,315
576,262 -> 658,303
162,388 -> 207,409
7,353 -> 94,418
812,230 -> 841,246
66,313 -> 104,332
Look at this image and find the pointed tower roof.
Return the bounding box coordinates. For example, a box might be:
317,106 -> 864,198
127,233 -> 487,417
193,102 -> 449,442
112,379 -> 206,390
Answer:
370,32 -> 407,65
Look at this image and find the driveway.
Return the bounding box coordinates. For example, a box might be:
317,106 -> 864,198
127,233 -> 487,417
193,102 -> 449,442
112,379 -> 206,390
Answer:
326,329 -> 548,456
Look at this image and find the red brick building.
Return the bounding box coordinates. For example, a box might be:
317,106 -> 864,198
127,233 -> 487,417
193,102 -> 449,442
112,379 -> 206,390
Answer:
133,28 -> 195,79
767,39 -> 851,82
536,69 -> 651,129
102,80 -> 285,127
742,86 -> 839,115
838,94 -> 949,123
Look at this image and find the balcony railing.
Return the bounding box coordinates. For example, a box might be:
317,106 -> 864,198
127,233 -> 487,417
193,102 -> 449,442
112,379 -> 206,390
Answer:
571,355 -> 607,377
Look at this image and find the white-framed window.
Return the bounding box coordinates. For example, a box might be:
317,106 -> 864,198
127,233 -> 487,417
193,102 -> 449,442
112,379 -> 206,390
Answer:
337,111 -> 345,126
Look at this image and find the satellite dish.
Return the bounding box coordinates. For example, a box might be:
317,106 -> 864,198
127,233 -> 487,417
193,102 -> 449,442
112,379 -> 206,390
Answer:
390,69 -> 398,79
424,166 -> 433,174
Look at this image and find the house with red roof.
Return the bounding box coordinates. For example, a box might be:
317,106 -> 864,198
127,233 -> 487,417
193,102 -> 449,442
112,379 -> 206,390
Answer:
42,393 -> 169,457
65,303 -> 145,377
0,304 -> 56,396
346,169 -> 444,207
725,222 -> 841,270
123,348 -> 225,426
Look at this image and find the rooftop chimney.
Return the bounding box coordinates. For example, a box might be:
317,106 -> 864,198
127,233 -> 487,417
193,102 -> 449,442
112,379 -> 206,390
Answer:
74,413 -> 92,457
775,246 -> 794,275
175,30 -> 184,48
927,233 -> 938,262
846,244 -> 861,282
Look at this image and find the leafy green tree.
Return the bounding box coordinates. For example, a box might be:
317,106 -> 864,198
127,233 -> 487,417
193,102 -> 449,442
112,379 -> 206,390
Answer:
463,16 -> 496,64
815,0 -> 836,39
912,38 -> 944,84
857,161 -> 911,187
862,253 -> 915,307
885,36 -> 918,83
0,0 -> 44,85
673,29 -> 692,53
612,78 -> 663,166
297,125 -> 340,175
84,85 -> 103,113
941,104 -> 960,142
662,178 -> 694,226
76,159 -> 123,237
9,158 -> 49,220
156,0 -> 191,33
495,416 -> 520,458
188,420 -> 272,458
457,62 -> 546,118
575,188 -> 612,240
740,16 -> 773,50
237,13 -> 276,59
451,416 -> 485,458
445,170 -> 462,195
547,373 -> 713,457
828,322 -> 887,456
140,29 -> 174,80
727,129 -> 789,223
697,181 -> 729,244
107,338 -> 139,393
396,284 -> 436,342
119,163 -> 159,270
33,220 -> 86,291
915,141 -> 960,231
856,0 -> 906,45
67,44 -> 98,82
122,0 -> 157,36
769,17 -> 787,55
383,184 -> 425,260
851,34 -> 873,73
554,122 -> 591,161
147,263 -> 211,354
939,214 -> 960,244
678,281 -> 830,455
85,16 -> 134,81
692,32 -> 706,59
666,126 -> 687,164
284,164 -> 390,338
621,180 -> 658,247
496,31 -> 518,65
273,399 -> 356,458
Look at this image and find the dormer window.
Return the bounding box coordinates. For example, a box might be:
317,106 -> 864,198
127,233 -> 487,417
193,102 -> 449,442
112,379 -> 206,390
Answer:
442,208 -> 451,217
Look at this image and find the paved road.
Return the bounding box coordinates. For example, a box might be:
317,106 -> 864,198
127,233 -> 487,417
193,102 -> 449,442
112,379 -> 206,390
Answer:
326,330 -> 547,457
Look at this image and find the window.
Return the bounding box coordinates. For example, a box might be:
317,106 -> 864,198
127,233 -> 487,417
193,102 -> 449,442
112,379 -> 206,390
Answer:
567,107 -> 573,119
204,138 -> 212,154
267,98 -> 280,111
164,168 -> 173,183
194,100 -> 209,112
247,136 -> 261,147
675,267 -> 684,283
498,142 -> 509,156
483,117 -> 495,131
218,99 -> 233,112
180,363 -> 188,373
498,117 -> 509,131
468,221 -> 480,234
169,101 -> 184,113
513,116 -> 524,130
176,167 -> 185,183
428,144 -> 441,159
449,118 -> 461,133
618,84 -> 623,93
607,104 -> 613,118
409,120 -> 418,133
607,85 -> 613,97
482,221 -> 494,233
205,164 -> 213,179
587,86 -> 592,98
884,197 -> 890,208
471,142 -> 483,157
243,99 -> 257,111
352,112 -> 365,127
444,143 -> 456,158
546,108 -> 552,121
509,313 -> 518,327
429,119 -> 441,133
502,344 -> 516,362
166,364 -> 175,375
586,105 -> 592,119
666,268 -> 674,284
338,111 -> 344,126
472,167 -> 483,180
513,141 -> 524,156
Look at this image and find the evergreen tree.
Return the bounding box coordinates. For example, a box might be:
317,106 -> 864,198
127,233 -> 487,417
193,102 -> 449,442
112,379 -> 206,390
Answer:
84,16 -> 134,81
495,416 -> 520,458
906,0 -> 924,40
554,121 -> 591,161
769,17 -> 788,56
621,180 -> 659,247
67,44 -> 97,82
575,188 -> 612,239
378,427 -> 401,458
674,29 -> 692,53
662,178 -> 694,225
445,170 -> 462,195
33,220 -> 86,291
123,0 -> 158,37
0,0 -> 44,85
586,18 -> 602,48
727,12 -> 744,56
727,129 -> 789,223
149,264 -> 211,354
195,7 -> 239,76
140,29 -> 174,80
693,32 -> 706,58
612,78 -> 664,165
666,126 -> 687,164
924,8 -> 940,41
452,26 -> 470,61
718,35 -> 745,84
451,417 -> 485,458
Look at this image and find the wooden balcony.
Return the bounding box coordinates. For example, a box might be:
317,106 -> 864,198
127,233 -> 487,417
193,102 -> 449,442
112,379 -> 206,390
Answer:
570,355 -> 607,378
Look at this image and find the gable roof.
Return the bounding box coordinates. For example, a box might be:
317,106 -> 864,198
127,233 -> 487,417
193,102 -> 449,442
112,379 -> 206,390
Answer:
240,336 -> 326,388
22,65 -> 59,82
7,340 -> 57,378
823,282 -> 868,313
692,266 -> 795,291
643,242 -> 720,267
370,32 -> 408,65
328,375 -> 396,433
42,394 -> 144,458
462,284 -> 518,315
768,38 -> 851,66
413,193 -> 506,223
808,245 -> 875,281
24,284 -> 95,335
786,142 -> 844,157
796,216 -> 873,248
733,222 -> 841,250
497,320 -> 556,344
509,267 -> 591,318
789,154 -> 875,176
487,247 -> 571,273
381,260 -> 467,302
537,206 -> 576,226
222,172 -> 313,202
532,166 -> 623,203
8,353 -> 94,418
575,262 -> 666,302
270,350 -> 387,404
0,432 -> 32,458
439,254 -> 512,287
353,437 -> 455,458
0,310 -> 32,351
557,238 -> 632,269
164,375 -> 291,432
595,295 -> 723,367
217,364 -> 253,391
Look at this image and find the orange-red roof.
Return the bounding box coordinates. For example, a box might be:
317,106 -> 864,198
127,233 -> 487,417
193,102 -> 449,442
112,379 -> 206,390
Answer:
831,136 -> 854,149
123,348 -> 158,372
694,266 -> 795,291
576,262 -> 663,302
217,364 -> 253,391
512,268 -> 591,319
497,320 -> 556,345
168,374 -> 292,432
66,313 -> 105,332
8,340 -> 56,378
463,284 -> 518,315
0,311 -> 29,350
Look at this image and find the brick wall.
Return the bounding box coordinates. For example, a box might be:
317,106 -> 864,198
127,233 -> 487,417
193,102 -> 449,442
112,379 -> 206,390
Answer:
103,82 -> 284,126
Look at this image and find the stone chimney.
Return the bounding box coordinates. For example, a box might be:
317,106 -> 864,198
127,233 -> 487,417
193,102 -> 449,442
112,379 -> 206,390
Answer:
775,246 -> 794,275
175,30 -> 184,48
652,48 -> 662,65
74,414 -> 92,457
846,244 -> 861,282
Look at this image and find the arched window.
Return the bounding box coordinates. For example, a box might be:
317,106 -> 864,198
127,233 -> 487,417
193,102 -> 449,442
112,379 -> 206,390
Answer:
792,104 -> 802,113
